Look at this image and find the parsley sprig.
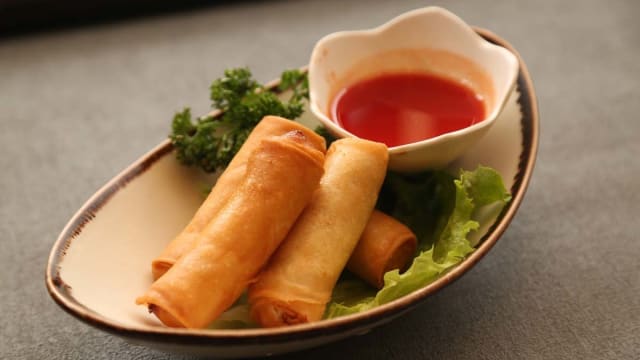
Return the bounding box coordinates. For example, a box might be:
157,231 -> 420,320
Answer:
170,68 -> 309,173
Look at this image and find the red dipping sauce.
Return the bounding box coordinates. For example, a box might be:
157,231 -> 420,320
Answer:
331,73 -> 485,147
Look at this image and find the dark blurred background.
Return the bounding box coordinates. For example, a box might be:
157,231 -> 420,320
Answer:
0,0 -> 235,36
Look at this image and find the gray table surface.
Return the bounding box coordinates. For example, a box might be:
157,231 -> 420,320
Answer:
2,0 -> 639,359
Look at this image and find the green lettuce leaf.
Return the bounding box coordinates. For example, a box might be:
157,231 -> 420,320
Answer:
326,166 -> 510,318
377,170 -> 456,252
433,166 -> 511,262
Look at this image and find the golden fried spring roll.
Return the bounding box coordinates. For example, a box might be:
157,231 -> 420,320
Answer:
151,116 -> 326,279
346,210 -> 417,289
248,138 -> 388,327
136,131 -> 325,328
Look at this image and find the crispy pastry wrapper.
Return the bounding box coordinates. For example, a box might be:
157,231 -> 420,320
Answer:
347,210 -> 417,289
248,138 -> 388,327
136,131 -> 325,328
150,116 -> 326,279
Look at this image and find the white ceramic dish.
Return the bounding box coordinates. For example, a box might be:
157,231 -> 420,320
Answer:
309,7 -> 519,172
46,29 -> 537,358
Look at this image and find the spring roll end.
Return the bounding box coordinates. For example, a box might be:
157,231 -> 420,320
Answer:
249,297 -> 326,328
347,211 -> 418,289
379,233 -> 418,285
136,293 -> 190,328
261,116 -> 327,154
149,305 -> 184,328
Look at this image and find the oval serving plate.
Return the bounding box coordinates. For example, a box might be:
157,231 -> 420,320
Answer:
46,28 -> 538,358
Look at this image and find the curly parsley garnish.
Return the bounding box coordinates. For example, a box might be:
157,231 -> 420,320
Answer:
169,68 -> 309,173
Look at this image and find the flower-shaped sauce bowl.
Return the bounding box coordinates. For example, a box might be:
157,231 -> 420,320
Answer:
309,6 -> 519,172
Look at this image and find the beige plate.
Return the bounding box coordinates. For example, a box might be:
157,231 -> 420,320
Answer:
46,29 -> 538,358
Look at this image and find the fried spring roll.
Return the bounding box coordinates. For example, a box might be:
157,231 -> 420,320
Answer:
151,116 -> 326,279
136,131 -> 325,328
248,138 -> 388,327
346,210 -> 417,289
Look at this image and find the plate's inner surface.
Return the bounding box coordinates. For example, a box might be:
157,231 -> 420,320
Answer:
56,85 -> 523,330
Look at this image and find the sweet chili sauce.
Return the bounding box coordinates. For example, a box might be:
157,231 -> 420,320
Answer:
331,73 -> 485,147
